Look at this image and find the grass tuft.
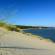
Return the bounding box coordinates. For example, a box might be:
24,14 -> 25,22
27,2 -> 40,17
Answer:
0,21 -> 20,32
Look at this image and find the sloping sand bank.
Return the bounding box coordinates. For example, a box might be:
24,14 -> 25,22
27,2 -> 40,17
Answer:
0,27 -> 55,55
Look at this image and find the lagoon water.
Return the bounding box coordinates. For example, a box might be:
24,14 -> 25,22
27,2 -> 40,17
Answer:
24,28 -> 55,42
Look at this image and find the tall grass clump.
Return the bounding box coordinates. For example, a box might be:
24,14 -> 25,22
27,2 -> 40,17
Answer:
5,24 -> 20,32
6,24 -> 16,31
0,21 -> 20,32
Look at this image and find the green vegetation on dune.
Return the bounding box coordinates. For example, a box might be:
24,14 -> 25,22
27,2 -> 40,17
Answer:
0,21 -> 20,32
0,21 -> 47,32
0,21 -> 53,43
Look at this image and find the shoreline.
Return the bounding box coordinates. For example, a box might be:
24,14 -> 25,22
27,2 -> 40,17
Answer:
20,28 -> 55,43
0,27 -> 55,55
20,28 -> 54,43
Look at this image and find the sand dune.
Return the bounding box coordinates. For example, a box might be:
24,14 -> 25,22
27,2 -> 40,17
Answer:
0,27 -> 55,55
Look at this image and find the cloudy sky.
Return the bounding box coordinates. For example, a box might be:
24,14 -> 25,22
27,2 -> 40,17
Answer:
0,0 -> 55,27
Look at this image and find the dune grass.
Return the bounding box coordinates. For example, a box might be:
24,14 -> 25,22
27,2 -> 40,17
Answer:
0,21 -> 53,43
0,21 -> 20,32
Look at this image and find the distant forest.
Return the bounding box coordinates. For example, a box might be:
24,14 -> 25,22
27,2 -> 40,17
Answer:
16,25 -> 48,29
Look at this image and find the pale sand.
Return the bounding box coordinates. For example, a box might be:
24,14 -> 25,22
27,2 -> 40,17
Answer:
0,27 -> 55,55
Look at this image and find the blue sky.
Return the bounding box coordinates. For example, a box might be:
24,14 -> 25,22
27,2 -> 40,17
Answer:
0,0 -> 55,27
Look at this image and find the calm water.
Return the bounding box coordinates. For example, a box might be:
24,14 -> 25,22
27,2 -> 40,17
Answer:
24,28 -> 55,42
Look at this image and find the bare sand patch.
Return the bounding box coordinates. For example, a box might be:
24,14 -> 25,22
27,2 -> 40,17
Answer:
0,27 -> 55,55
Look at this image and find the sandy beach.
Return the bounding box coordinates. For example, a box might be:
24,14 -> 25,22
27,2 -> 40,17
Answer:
0,27 -> 55,55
